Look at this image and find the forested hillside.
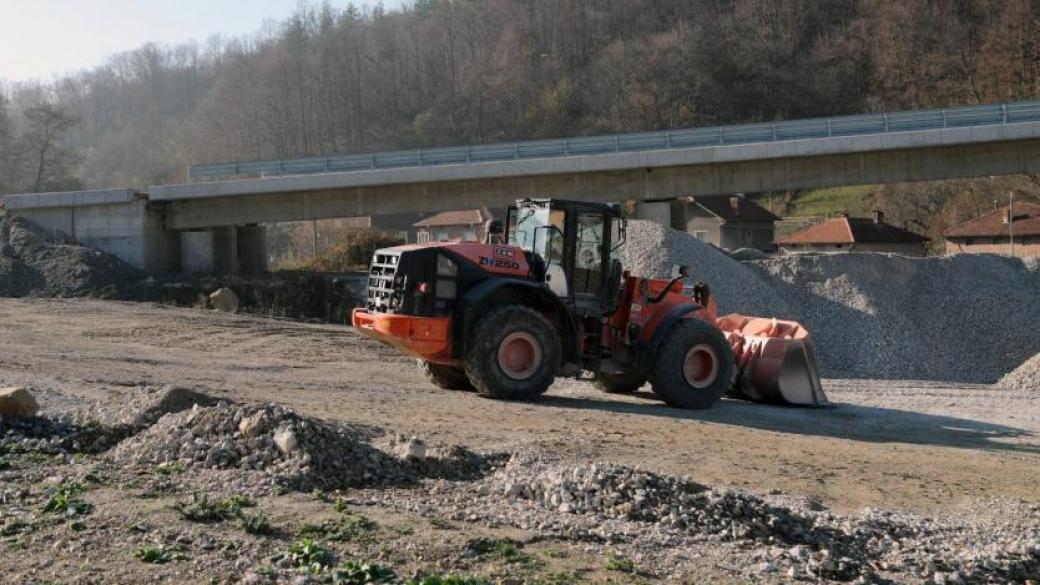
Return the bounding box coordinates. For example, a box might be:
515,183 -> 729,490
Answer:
1,0 -> 1038,241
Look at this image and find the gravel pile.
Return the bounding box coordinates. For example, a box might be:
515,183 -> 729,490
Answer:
470,457 -> 1040,583
107,402 -> 494,490
999,352 -> 1040,391
0,210 -> 144,298
623,221 -> 1040,383
622,220 -> 791,316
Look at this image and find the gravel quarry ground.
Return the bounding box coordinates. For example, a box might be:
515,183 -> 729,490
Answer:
0,298 -> 1038,584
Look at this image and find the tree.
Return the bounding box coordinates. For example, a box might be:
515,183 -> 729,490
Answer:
19,104 -> 82,193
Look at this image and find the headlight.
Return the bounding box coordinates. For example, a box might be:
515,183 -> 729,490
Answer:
437,255 -> 458,277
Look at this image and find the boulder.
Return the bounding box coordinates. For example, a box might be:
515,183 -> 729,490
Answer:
0,386 -> 39,418
238,411 -> 269,438
273,427 -> 298,455
209,287 -> 240,313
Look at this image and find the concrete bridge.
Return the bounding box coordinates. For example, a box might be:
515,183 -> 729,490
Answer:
5,101 -> 1040,273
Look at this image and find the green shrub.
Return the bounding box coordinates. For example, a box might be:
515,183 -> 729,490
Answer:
295,230 -> 404,272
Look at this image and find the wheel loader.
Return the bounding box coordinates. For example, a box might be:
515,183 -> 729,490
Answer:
351,198 -> 827,409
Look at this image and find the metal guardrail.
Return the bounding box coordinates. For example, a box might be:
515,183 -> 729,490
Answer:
188,101 -> 1040,180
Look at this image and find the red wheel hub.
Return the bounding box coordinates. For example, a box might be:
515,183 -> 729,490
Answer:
497,332 -> 542,380
683,343 -> 719,389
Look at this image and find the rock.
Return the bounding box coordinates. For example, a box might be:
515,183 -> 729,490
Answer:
0,387 -> 39,418
238,412 -> 268,438
397,436 -> 426,460
758,561 -> 777,573
209,287 -> 240,313
273,428 -> 298,455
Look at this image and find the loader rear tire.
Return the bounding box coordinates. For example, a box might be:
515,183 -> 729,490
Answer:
464,305 -> 560,401
417,360 -> 474,391
593,372 -> 647,394
650,319 -> 733,410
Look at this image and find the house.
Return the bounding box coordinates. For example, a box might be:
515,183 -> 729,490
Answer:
414,208 -> 493,243
775,211 -> 929,256
672,195 -> 781,251
943,201 -> 1040,258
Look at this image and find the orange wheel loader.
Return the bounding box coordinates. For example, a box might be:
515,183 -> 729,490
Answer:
351,198 -> 828,409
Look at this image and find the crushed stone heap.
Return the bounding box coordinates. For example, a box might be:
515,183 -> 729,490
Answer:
107,402 -> 494,490
0,210 -> 144,298
621,220 -> 1040,383
999,352 -> 1040,391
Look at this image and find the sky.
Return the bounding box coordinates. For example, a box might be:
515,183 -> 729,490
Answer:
0,0 -> 397,83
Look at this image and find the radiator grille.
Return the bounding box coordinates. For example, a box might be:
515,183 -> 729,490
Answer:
366,252 -> 401,312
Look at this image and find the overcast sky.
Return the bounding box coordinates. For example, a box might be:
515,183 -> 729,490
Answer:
0,0 -> 398,83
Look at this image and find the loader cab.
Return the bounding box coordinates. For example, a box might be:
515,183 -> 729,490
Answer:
505,198 -> 625,316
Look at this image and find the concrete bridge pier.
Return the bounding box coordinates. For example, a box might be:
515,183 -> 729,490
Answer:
236,224 -> 268,273
179,225 -> 266,274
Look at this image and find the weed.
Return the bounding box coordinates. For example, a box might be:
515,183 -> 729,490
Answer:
132,545 -> 181,564
0,519 -> 30,536
237,510 -> 272,535
42,483 -> 92,516
301,512 -> 377,542
69,520 -> 88,532
530,572 -> 582,585
603,550 -> 636,574
427,516 -> 453,530
153,462 -> 187,476
324,560 -> 398,584
271,538 -> 335,569
464,538 -> 539,567
173,493 -> 255,522
541,548 -> 567,559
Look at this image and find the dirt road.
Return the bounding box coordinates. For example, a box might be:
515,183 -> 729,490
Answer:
2,298 -> 1036,517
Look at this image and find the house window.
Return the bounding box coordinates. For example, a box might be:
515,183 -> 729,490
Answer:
693,231 -> 708,241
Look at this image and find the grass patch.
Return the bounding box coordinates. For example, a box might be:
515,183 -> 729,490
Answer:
132,545 -> 183,564
427,516 -> 454,530
603,549 -> 636,573
237,510 -> 272,535
300,511 -> 377,542
271,538 -> 335,570
1,519 -> 31,536
464,538 -> 540,567
42,483 -> 92,516
172,493 -> 255,522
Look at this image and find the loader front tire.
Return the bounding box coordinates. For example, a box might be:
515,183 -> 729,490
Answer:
650,319 -> 733,410
417,360 -> 474,391
464,305 -> 560,401
593,372 -> 647,394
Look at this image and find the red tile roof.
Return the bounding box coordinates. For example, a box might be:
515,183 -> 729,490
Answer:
414,208 -> 490,228
943,202 -> 1040,238
775,216 -> 928,245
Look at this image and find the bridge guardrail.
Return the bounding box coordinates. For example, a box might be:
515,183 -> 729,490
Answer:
188,100 -> 1040,181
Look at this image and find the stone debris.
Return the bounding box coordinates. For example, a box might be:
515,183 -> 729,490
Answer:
209,287 -> 240,313
999,352 -> 1040,392
106,402 -> 495,491
458,456 -> 1040,583
622,220 -> 1040,383
0,387 -> 39,418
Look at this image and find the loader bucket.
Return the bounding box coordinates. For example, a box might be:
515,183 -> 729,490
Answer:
716,314 -> 830,406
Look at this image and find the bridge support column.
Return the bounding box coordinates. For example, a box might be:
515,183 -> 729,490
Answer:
236,224 -> 267,273
180,230 -> 214,274
212,226 -> 238,274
